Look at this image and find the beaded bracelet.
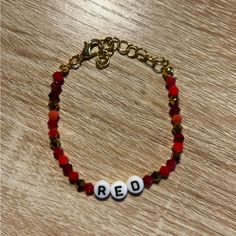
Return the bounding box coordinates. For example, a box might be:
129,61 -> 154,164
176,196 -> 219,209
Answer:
48,37 -> 184,201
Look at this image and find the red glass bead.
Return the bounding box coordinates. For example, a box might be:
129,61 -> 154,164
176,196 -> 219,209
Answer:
143,175 -> 153,188
173,142 -> 184,153
173,133 -> 184,143
166,159 -> 177,171
165,76 -> 176,89
68,171 -> 79,184
171,114 -> 182,125
53,71 -> 64,85
48,110 -> 59,121
48,128 -> 59,138
168,85 -> 179,97
53,147 -> 64,159
51,86 -> 62,95
51,80 -> 62,88
159,165 -> 171,178
62,163 -> 73,176
169,104 -> 180,117
47,120 -> 58,129
84,183 -> 94,195
58,154 -> 69,167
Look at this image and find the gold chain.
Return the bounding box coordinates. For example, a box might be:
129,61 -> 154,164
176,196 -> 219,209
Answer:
60,37 -> 169,73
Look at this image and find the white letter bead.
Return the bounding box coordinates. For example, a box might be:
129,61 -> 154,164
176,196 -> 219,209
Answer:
94,180 -> 110,199
126,176 -> 144,195
110,181 -> 128,200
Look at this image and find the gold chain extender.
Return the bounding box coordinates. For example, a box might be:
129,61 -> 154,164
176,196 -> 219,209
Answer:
59,37 -> 169,73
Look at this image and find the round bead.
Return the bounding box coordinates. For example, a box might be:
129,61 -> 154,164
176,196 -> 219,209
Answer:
171,114 -> 182,125
169,96 -> 179,107
159,166 -> 171,178
51,84 -> 62,94
110,181 -> 128,200
169,104 -> 180,117
68,171 -> 79,184
48,91 -> 60,102
172,124 -> 183,135
76,179 -> 85,192
151,171 -> 162,184
126,176 -> 144,195
62,163 -> 73,176
174,133 -> 184,142
47,120 -> 58,129
166,159 -> 177,171
48,128 -> 59,138
163,66 -> 174,78
84,183 -> 94,196
58,155 -> 69,166
48,110 -> 59,121
143,175 -> 153,188
94,180 -> 110,200
53,147 -> 64,159
165,76 -> 176,89
169,85 -> 179,97
48,100 -> 60,111
50,138 -> 61,150
53,71 -> 64,85
173,142 -> 184,153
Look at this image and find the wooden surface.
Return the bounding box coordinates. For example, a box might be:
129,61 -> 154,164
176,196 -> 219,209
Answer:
1,0 -> 236,235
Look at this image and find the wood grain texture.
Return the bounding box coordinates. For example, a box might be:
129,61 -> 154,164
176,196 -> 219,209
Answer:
1,0 -> 236,235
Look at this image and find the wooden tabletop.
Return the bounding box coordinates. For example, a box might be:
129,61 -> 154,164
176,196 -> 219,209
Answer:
1,0 -> 236,235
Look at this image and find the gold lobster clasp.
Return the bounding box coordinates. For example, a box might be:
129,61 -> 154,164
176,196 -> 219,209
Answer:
80,39 -> 111,70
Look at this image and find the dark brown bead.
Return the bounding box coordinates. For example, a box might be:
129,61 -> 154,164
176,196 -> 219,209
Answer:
76,179 -> 85,192
151,171 -> 162,184
172,152 -> 181,163
172,124 -> 183,135
169,104 -> 180,117
169,96 -> 179,107
174,133 -> 184,143
48,91 -> 60,102
48,101 -> 60,111
50,138 -> 61,150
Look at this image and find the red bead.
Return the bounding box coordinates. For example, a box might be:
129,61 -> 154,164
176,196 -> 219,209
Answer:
169,85 -> 179,97
53,71 -> 64,85
84,183 -> 94,195
169,104 -> 180,117
58,155 -> 69,166
48,128 -> 59,138
165,76 -> 176,89
171,114 -> 182,125
53,147 -> 64,159
173,142 -> 184,153
173,133 -> 184,143
47,120 -> 58,129
143,175 -> 153,188
68,171 -> 79,184
51,82 -> 62,94
48,110 -> 59,121
166,159 -> 177,171
159,166 -> 171,178
62,164 -> 73,176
